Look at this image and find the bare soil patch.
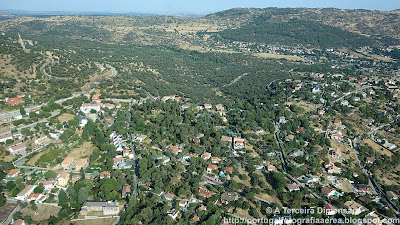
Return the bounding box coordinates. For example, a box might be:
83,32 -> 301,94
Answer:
57,113 -> 76,122
20,204 -> 61,222
361,139 -> 393,157
67,141 -> 95,159
253,53 -> 304,61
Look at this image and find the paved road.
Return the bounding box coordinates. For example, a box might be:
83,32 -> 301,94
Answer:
274,123 -> 288,173
333,86 -> 372,103
202,174 -> 224,186
14,165 -> 49,170
368,124 -> 389,137
145,90 -> 158,101
0,93 -> 78,122
274,122 -> 326,202
107,98 -> 140,103
0,110 -> 60,137
351,137 -> 400,216
127,101 -> 139,198
40,55 -> 54,78
13,140 -> 52,166
106,64 -> 117,77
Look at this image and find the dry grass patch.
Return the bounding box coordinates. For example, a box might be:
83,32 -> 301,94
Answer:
20,204 -> 61,222
61,218 -> 117,225
361,139 -> 393,157
0,151 -> 15,162
375,170 -> 400,186
253,53 -> 304,61
340,113 -> 370,135
26,151 -> 46,166
330,140 -> 356,162
67,141 -> 95,159
294,101 -> 320,114
378,130 -> 400,147
57,113 -> 75,122
233,168 -> 251,187
255,192 -> 282,206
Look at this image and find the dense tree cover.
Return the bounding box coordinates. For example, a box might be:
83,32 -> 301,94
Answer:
0,35 -> 42,72
217,19 -> 376,48
67,179 -> 93,208
9,32 -> 295,102
44,170 -> 58,179
373,48 -> 400,61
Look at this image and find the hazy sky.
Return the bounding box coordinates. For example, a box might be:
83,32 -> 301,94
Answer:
1,0 -> 399,13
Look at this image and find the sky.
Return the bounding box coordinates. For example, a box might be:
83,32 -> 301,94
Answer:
1,0 -> 399,14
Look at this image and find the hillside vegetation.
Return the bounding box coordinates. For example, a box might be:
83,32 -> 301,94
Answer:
0,7 -> 399,103
218,19 -> 377,48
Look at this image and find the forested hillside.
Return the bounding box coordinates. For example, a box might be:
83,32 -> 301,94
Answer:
0,7 -> 399,103
217,19 -> 376,47
208,7 -> 400,43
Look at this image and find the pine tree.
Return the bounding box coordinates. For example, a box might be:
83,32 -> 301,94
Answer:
20,106 -> 26,116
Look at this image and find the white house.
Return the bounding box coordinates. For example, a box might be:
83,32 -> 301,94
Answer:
40,180 -> 54,191
49,131 -> 62,139
16,185 -> 36,201
0,133 -> 13,143
167,209 -> 179,220
9,143 -> 27,155
79,117 -> 88,128
312,86 -> 320,93
135,134 -> 147,142
344,201 -> 366,216
80,103 -> 101,113
157,156 -> 170,165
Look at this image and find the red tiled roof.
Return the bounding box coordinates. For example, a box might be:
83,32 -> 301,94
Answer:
224,167 -> 233,173
207,164 -> 217,170
8,169 -> 19,176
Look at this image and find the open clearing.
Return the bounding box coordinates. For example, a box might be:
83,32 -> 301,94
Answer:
361,139 -> 393,157
0,202 -> 18,222
57,113 -> 75,122
255,192 -> 282,206
293,101 -> 320,114
61,217 -> 117,225
67,141 -> 95,159
340,113 -> 370,135
26,151 -> 46,166
0,151 -> 15,162
330,140 -> 357,162
378,130 -> 400,147
253,53 -> 304,61
233,168 -> 251,187
20,204 -> 61,222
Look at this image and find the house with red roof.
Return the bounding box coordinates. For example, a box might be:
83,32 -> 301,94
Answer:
211,157 -> 220,164
6,97 -> 24,106
170,146 -> 182,154
207,164 -> 218,173
199,187 -> 215,198
201,152 -> 211,160
100,171 -> 111,179
7,169 -> 20,177
224,167 -> 233,173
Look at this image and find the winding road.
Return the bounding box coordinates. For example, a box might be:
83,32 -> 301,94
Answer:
40,55 -> 54,78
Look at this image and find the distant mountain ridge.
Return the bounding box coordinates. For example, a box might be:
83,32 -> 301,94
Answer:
0,10 -> 205,18
206,7 -> 400,42
0,7 -> 399,48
